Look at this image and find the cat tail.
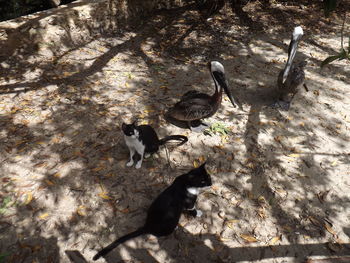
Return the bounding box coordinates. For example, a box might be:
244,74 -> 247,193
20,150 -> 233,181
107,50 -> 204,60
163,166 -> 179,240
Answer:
159,135 -> 188,146
93,227 -> 147,261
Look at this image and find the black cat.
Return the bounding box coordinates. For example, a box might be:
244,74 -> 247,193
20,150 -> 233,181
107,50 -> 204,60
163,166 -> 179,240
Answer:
122,122 -> 188,169
93,163 -> 212,261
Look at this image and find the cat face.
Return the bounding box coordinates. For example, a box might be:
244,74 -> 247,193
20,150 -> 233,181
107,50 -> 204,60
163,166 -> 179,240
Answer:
122,123 -> 139,138
187,163 -> 212,188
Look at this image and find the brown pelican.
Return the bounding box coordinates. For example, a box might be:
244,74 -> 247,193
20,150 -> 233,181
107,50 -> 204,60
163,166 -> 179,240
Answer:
166,61 -> 239,131
274,26 -> 307,110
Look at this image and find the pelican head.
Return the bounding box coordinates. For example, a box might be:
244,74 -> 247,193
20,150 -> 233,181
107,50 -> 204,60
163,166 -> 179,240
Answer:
209,61 -> 237,107
282,26 -> 304,83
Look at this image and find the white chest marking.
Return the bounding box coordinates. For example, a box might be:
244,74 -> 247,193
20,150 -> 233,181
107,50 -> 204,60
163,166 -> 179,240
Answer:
124,135 -> 145,153
187,187 -> 199,195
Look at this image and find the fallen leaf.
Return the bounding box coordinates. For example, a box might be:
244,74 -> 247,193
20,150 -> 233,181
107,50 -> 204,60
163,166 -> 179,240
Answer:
199,156 -> 206,163
288,153 -> 300,158
240,234 -> 258,243
269,235 -> 281,245
257,208 -> 266,219
219,237 -> 232,242
39,213 -> 49,219
24,192 -> 33,205
324,222 -> 337,236
193,160 -> 199,168
225,219 -> 239,229
98,192 -> 112,200
34,162 -> 47,168
45,180 -> 55,186
317,190 -> 330,203
51,137 -> 61,143
77,206 -> 86,216
92,166 -> 104,172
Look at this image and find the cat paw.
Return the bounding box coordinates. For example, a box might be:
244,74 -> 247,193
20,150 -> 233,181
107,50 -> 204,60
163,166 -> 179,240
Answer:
126,161 -> 134,167
196,210 -> 203,217
135,162 -> 142,169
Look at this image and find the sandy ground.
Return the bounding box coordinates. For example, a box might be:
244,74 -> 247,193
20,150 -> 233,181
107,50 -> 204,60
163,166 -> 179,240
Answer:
0,1 -> 350,263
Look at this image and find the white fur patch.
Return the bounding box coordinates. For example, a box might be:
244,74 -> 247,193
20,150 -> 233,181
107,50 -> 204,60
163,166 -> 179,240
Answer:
196,210 -> 203,217
124,131 -> 145,168
187,187 -> 200,195
124,134 -> 145,154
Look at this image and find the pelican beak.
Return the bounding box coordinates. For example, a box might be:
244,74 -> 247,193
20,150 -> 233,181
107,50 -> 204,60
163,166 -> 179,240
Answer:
282,26 -> 303,84
221,79 -> 238,108
210,61 -> 238,108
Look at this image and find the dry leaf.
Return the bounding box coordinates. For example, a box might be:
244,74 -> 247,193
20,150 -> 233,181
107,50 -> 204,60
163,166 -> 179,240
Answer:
225,219 -> 239,229
24,192 -> 33,205
51,137 -> 61,143
45,180 -> 55,186
193,160 -> 199,168
199,156 -> 206,163
240,234 -> 258,243
92,166 -> 104,172
324,222 -> 337,236
219,237 -> 232,242
98,192 -> 112,200
77,206 -> 86,216
39,213 -> 49,219
317,190 -> 329,203
257,208 -> 266,219
288,153 -> 300,158
269,235 -> 281,245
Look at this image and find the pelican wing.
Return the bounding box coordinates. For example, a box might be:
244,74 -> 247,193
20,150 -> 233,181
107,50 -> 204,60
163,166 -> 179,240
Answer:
168,97 -> 213,121
181,90 -> 211,101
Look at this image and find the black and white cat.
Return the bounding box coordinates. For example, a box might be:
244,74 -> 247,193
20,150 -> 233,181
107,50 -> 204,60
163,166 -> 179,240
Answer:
93,163 -> 212,261
122,122 -> 188,169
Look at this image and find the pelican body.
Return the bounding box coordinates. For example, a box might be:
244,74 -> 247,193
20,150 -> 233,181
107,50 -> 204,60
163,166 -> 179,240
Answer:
166,61 -> 238,130
276,26 -> 307,110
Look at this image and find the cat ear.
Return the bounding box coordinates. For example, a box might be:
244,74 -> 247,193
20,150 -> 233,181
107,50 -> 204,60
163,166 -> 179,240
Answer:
122,123 -> 126,129
132,119 -> 138,126
199,162 -> 206,168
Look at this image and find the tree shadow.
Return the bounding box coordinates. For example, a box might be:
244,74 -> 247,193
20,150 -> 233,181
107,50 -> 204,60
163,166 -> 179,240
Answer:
0,1 -> 349,262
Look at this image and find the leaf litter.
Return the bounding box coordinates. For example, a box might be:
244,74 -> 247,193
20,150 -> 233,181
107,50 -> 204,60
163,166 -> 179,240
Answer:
0,2 -> 349,263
